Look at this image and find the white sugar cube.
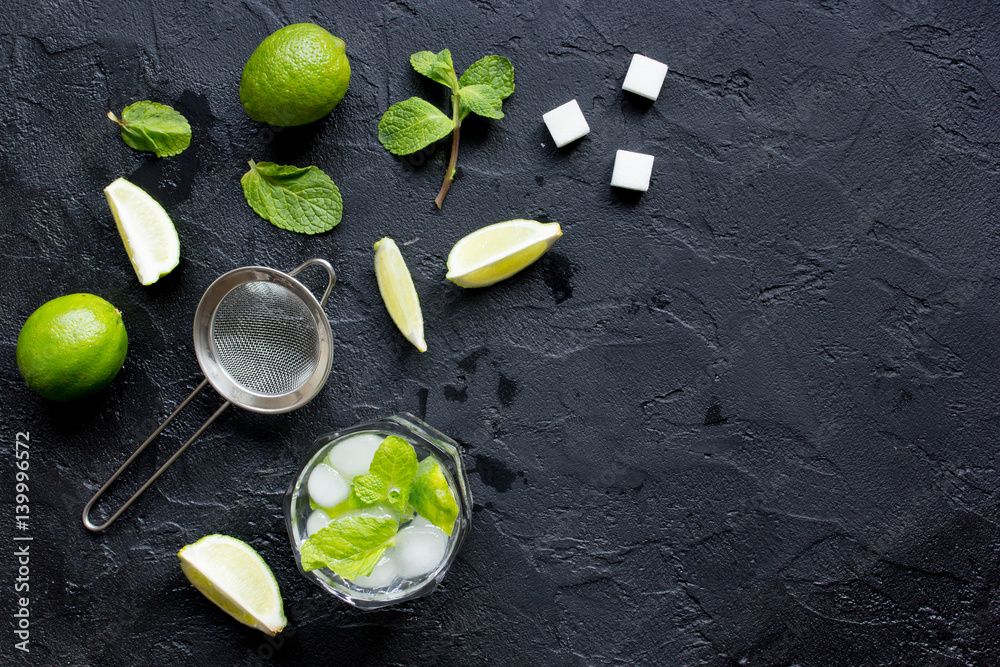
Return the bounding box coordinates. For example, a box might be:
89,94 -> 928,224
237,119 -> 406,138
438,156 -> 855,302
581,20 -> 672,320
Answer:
622,54 -> 669,100
611,150 -> 655,191
542,99 -> 590,148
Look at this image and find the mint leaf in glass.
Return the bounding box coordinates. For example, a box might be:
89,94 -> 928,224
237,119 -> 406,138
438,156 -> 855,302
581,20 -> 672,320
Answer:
326,546 -> 390,581
410,457 -> 459,535
458,55 -> 514,99
410,49 -> 458,89
352,474 -> 388,505
240,159 -> 342,234
299,516 -> 399,576
369,436 -> 418,514
377,97 -> 455,155
108,101 -> 192,158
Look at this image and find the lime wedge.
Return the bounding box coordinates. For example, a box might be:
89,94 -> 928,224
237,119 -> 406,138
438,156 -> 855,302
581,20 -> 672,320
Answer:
178,534 -> 287,635
410,457 -> 459,535
103,177 -> 180,285
445,219 -> 562,288
374,237 -> 426,352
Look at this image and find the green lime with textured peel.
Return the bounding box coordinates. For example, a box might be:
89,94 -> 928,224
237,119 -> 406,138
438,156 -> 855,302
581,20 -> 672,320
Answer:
240,23 -> 351,127
16,294 -> 128,402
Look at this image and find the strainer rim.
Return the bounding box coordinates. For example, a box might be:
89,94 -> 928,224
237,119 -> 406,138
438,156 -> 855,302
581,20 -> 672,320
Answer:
192,265 -> 333,414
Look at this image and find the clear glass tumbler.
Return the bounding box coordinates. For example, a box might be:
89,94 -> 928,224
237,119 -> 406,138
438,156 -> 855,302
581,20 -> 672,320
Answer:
283,413 -> 472,609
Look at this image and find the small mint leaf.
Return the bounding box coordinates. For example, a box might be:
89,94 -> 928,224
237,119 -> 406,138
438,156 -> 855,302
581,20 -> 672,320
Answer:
110,101 -> 191,157
458,55 -> 514,99
369,436 -> 418,512
299,516 -> 398,575
378,97 -> 455,155
241,159 -> 342,234
410,49 -> 458,89
353,474 -> 387,505
325,546 -> 389,580
458,84 -> 504,119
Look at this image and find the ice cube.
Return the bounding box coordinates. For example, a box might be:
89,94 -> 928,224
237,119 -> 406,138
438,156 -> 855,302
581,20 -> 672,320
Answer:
325,433 -> 385,480
305,509 -> 333,537
622,53 -> 669,101
393,524 -> 449,579
307,463 -> 350,509
611,150 -> 655,192
409,515 -> 435,529
352,552 -> 399,590
542,99 -> 590,148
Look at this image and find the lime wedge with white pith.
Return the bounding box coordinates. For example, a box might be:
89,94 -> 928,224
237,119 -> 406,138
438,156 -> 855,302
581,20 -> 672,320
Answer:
446,219 -> 562,288
374,237 -> 427,352
103,177 -> 180,285
178,534 -> 287,636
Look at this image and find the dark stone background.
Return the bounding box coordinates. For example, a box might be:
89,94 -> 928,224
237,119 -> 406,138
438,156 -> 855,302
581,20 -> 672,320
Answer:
2,0 -> 999,665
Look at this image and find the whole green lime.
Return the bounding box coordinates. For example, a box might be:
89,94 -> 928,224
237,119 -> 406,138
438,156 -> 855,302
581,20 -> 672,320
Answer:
239,23 -> 351,127
16,294 -> 128,402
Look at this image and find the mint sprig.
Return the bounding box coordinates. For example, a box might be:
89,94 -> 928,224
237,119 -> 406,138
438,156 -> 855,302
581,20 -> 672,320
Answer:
300,516 -> 399,577
377,49 -> 514,209
240,159 -> 343,234
108,101 -> 191,158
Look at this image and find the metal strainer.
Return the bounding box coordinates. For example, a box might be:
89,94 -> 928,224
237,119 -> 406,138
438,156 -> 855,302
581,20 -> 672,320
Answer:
82,259 -> 336,532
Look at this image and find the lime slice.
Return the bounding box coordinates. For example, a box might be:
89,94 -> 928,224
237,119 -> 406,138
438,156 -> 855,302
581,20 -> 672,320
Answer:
374,237 -> 426,352
178,534 -> 287,636
103,177 -> 180,285
445,219 -> 562,288
410,457 -> 459,535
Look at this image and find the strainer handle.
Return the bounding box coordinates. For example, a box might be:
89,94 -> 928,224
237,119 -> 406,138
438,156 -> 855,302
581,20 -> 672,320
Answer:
82,379 -> 231,532
288,258 -> 336,307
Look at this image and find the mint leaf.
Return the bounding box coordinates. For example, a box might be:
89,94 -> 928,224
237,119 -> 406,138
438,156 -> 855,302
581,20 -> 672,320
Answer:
352,474 -> 387,505
410,49 -> 458,89
458,55 -> 514,99
299,516 -> 399,575
241,159 -> 342,234
325,546 -> 389,580
410,457 -> 459,535
458,84 -> 504,119
327,491 -> 366,516
369,436 -> 418,514
108,101 -> 191,157
378,97 -> 455,156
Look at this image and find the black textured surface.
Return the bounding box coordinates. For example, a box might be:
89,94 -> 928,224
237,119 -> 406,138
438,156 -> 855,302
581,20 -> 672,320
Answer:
2,1 -> 1000,665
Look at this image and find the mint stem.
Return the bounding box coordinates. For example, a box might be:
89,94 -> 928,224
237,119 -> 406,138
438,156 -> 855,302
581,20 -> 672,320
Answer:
434,92 -> 462,209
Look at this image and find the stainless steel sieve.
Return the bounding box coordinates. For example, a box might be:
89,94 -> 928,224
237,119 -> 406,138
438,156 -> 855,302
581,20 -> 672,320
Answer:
82,258 -> 336,532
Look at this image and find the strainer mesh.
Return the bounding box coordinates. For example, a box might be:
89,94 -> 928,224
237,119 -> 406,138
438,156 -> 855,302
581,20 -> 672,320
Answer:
211,281 -> 321,395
